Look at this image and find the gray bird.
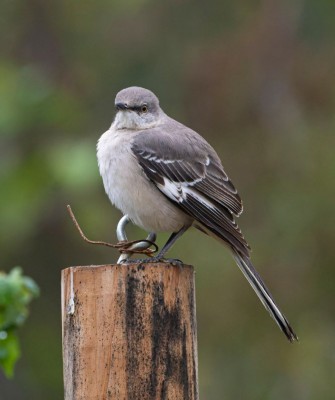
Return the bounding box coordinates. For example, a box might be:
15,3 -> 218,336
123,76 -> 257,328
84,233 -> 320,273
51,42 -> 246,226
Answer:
97,86 -> 297,342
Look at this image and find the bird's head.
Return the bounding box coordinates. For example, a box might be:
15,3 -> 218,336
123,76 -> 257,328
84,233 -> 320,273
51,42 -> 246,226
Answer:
113,87 -> 163,130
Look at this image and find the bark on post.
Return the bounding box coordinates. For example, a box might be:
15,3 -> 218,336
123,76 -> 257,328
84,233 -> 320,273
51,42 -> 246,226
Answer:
61,263 -> 198,400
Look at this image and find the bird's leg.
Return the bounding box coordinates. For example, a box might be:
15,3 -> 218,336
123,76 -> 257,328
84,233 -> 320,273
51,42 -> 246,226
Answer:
127,225 -> 189,266
116,215 -> 130,240
156,225 -> 189,259
116,215 -> 131,263
116,215 -> 157,263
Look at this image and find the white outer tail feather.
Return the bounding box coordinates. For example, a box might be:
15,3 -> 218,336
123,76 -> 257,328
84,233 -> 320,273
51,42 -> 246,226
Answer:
231,249 -> 298,342
195,222 -> 297,341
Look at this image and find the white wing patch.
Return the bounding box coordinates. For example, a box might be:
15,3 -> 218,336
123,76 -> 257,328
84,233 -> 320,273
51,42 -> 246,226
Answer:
157,177 -> 183,201
157,177 -> 215,209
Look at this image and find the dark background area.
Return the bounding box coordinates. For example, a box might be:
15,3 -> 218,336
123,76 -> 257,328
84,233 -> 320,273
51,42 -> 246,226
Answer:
1,0 -> 335,398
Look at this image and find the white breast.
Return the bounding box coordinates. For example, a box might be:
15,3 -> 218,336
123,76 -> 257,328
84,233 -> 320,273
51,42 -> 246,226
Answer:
97,128 -> 191,232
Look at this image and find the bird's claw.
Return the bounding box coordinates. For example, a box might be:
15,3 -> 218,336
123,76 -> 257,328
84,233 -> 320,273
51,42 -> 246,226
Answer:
116,215 -> 157,263
120,256 -> 184,267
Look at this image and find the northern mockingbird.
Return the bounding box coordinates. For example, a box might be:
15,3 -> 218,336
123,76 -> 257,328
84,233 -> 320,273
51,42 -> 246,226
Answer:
97,86 -> 297,342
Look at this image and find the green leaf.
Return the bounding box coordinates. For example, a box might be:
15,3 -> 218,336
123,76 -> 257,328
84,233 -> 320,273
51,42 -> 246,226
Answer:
0,267 -> 39,377
0,330 -> 20,378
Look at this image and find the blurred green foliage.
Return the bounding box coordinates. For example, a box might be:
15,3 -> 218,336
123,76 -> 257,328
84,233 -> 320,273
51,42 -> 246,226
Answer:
0,268 -> 39,378
1,0 -> 335,398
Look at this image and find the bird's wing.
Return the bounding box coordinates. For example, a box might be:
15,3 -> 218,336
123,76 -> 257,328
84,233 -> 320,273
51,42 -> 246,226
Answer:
131,127 -> 250,256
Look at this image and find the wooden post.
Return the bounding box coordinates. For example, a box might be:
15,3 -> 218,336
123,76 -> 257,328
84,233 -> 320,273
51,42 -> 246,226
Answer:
61,263 -> 198,400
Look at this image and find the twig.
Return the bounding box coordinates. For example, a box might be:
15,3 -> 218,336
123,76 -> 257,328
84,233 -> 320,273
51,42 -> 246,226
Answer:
66,205 -> 158,256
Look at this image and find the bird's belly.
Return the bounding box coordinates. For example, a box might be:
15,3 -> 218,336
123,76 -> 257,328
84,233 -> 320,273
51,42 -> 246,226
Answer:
97,132 -> 190,232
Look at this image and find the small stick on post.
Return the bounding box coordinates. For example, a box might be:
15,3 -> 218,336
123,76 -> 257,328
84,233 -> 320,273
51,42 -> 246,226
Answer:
66,205 -> 158,256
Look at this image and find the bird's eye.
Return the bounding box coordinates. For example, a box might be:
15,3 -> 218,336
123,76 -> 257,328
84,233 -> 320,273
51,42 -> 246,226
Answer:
141,105 -> 148,113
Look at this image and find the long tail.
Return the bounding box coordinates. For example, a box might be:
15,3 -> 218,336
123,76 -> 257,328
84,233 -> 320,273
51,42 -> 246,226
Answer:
231,249 -> 298,342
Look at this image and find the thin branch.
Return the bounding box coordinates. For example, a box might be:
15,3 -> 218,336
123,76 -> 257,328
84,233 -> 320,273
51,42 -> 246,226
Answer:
66,205 -> 158,255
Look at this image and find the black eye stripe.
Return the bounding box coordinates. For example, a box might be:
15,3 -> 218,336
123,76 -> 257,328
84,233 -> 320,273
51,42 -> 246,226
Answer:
129,105 -> 148,112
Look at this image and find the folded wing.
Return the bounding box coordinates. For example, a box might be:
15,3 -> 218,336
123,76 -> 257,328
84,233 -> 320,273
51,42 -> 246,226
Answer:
131,128 -> 250,257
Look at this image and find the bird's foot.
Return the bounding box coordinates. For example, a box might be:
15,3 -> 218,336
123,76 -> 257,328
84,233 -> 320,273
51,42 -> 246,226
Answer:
159,258 -> 184,267
120,257 -> 184,267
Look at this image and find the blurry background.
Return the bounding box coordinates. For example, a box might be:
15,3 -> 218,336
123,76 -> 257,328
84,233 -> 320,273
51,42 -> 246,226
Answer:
1,0 -> 335,398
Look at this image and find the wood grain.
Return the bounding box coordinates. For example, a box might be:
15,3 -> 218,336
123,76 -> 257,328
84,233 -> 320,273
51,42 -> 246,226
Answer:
62,263 -> 198,400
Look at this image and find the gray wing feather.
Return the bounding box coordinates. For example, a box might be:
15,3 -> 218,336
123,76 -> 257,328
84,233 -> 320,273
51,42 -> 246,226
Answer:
132,125 -> 250,256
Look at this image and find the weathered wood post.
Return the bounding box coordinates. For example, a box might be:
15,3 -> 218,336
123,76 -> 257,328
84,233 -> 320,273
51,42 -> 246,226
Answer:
61,263 -> 198,400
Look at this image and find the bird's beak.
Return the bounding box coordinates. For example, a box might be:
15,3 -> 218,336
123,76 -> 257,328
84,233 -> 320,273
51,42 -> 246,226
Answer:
115,102 -> 128,111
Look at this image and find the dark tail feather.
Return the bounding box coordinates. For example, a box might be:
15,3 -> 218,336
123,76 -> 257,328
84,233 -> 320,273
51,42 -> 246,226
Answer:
231,249 -> 298,342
